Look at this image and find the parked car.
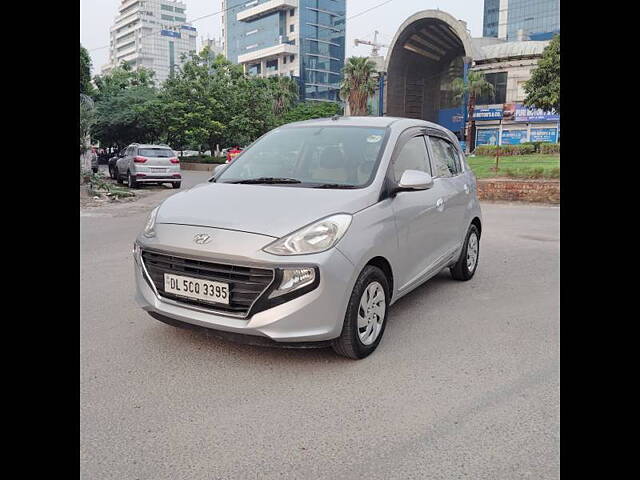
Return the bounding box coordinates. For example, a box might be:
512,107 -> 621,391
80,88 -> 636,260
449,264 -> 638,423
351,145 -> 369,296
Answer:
115,143 -> 181,189
108,150 -> 124,179
225,146 -> 243,163
133,117 -> 482,359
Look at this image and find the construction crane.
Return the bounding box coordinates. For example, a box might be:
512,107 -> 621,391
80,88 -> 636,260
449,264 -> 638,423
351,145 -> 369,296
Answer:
354,31 -> 389,57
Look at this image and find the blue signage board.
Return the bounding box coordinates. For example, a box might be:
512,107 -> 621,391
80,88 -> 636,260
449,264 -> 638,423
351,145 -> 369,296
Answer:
181,25 -> 197,31
473,107 -> 503,120
514,104 -> 559,122
530,128 -> 558,143
437,107 -> 464,132
476,128 -> 500,146
501,129 -> 529,144
161,30 -> 181,38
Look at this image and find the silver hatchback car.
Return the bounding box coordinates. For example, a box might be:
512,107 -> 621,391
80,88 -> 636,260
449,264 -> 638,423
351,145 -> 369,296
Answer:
115,143 -> 182,189
134,117 -> 482,359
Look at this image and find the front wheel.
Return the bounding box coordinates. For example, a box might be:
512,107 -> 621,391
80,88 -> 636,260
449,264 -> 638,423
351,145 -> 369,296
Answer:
331,265 -> 389,359
450,224 -> 480,281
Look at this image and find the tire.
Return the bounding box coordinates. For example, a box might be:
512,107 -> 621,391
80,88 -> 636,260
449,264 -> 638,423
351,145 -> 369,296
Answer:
127,171 -> 137,189
115,167 -> 123,184
331,265 -> 390,359
92,167 -> 98,174
172,182 -> 181,189
450,224 -> 480,281
109,165 -> 115,179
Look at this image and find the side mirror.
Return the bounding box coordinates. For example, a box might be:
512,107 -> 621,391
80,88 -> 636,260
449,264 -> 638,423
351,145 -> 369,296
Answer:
396,170 -> 434,192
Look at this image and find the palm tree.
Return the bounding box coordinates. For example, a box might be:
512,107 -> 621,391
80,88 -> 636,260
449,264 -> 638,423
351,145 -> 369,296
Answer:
340,57 -> 378,116
451,71 -> 495,151
269,76 -> 299,116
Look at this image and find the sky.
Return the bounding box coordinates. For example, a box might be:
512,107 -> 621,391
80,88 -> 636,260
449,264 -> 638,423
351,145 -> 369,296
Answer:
80,0 -> 484,75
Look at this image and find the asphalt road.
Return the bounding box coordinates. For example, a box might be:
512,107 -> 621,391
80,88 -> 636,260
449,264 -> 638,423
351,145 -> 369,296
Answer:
80,171 -> 560,480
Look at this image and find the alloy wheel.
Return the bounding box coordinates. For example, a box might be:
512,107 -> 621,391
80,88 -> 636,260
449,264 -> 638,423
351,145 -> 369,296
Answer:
466,232 -> 479,272
357,281 -> 386,346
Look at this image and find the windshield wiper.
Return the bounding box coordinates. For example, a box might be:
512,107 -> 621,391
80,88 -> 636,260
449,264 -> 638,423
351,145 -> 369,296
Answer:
227,177 -> 302,185
311,183 -> 358,189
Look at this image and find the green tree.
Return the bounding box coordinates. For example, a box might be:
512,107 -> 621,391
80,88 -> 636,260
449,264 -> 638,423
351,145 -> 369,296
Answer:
266,76 -> 299,116
80,93 -> 95,155
92,86 -> 163,149
280,102 -> 342,124
524,34 -> 560,113
80,44 -> 95,97
93,63 -> 156,101
452,71 -> 495,150
340,57 -> 378,116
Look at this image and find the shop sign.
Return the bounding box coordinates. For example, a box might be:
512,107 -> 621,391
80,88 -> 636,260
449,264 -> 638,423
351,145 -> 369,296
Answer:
530,128 -> 559,143
473,106 -> 502,120
476,128 -> 500,146
514,104 -> 560,122
501,129 -> 529,144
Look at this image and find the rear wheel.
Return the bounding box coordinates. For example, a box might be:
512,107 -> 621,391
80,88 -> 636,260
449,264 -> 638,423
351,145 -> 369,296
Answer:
109,165 -> 115,179
450,224 -> 480,281
172,182 -> 181,189
331,265 -> 389,359
127,171 -> 137,189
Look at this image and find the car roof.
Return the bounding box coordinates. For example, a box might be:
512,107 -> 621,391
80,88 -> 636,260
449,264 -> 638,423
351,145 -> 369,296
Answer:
134,144 -> 173,149
279,115 -> 454,134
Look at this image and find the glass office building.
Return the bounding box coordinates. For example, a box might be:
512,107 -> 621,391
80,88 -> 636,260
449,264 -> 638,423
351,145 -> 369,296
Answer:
222,0 -> 345,103
483,0 -> 559,41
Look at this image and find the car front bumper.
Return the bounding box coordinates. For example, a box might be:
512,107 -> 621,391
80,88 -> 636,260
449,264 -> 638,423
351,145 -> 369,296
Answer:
134,224 -> 357,343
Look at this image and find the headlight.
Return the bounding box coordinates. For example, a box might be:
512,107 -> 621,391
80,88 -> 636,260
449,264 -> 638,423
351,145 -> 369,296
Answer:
143,206 -> 159,238
269,268 -> 316,298
263,214 -> 352,255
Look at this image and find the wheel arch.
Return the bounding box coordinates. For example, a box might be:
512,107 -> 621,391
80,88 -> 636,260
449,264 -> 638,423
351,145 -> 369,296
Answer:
471,216 -> 482,238
365,256 -> 394,301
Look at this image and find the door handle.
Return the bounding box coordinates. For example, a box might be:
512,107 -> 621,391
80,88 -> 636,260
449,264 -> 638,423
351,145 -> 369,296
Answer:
463,184 -> 470,194
436,198 -> 444,211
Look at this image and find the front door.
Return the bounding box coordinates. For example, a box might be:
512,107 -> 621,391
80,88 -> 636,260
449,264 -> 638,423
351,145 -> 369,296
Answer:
390,133 -> 454,291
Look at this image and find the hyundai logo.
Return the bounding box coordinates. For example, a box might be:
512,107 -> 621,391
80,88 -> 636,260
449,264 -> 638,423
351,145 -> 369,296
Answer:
193,233 -> 212,245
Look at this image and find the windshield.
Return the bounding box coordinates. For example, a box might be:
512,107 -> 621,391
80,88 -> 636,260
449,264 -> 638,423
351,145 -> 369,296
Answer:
138,148 -> 174,158
216,126 -> 387,187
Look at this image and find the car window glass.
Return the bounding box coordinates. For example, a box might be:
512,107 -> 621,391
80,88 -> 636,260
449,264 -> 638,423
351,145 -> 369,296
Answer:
138,148 -> 174,158
429,136 -> 460,177
392,135 -> 430,181
217,127 -> 387,187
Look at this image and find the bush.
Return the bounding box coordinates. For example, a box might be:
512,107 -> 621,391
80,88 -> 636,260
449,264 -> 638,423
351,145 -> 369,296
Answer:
474,144 -> 536,156
521,141 -> 543,153
540,143 -> 560,154
179,155 -> 226,164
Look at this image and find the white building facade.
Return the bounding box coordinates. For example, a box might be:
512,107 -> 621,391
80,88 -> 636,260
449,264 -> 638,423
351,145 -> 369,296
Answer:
102,0 -> 197,85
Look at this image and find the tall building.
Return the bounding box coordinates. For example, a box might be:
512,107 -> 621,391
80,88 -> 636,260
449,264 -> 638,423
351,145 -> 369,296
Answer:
222,0 -> 346,103
483,0 -> 559,41
102,0 -> 197,85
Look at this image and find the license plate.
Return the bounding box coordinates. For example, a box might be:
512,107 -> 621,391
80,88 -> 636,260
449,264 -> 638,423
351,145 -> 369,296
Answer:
164,274 -> 230,305
150,167 -> 166,173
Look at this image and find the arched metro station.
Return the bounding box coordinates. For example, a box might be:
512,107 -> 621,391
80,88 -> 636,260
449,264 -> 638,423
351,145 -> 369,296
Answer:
383,10 -> 475,144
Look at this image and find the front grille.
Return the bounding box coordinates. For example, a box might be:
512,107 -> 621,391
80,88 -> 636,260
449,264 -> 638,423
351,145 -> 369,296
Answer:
141,250 -> 275,316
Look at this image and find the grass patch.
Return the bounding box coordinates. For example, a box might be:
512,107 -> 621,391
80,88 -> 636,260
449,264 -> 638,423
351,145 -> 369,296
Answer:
467,154 -> 560,179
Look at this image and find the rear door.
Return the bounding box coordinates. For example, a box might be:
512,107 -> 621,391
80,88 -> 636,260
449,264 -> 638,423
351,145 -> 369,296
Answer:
390,129 -> 452,291
426,134 -> 468,252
